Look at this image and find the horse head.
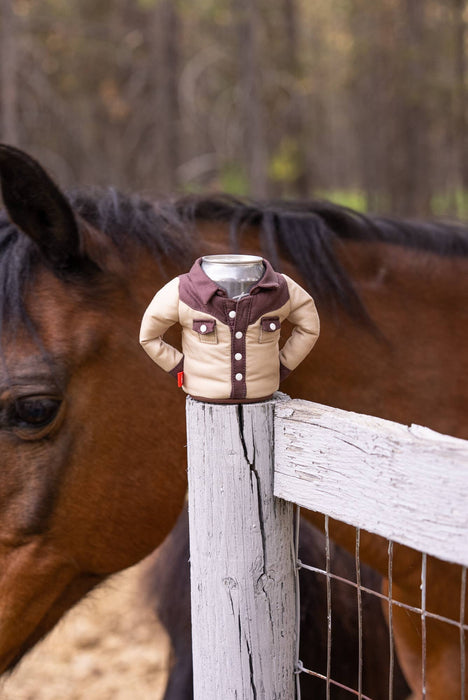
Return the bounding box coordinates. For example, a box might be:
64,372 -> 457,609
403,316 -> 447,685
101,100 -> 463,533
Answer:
0,145 -> 188,672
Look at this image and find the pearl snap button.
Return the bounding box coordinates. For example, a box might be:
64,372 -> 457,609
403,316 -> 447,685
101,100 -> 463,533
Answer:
235,373 -> 243,381
235,353 -> 242,361
269,322 -> 277,331
200,324 -> 207,333
229,310 -> 236,318
235,331 -> 243,339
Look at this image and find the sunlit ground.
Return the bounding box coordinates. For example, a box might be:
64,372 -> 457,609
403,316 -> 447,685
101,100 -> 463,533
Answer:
0,558 -> 169,700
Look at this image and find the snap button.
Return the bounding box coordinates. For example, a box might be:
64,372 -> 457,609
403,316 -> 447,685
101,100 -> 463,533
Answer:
229,310 -> 236,319
269,322 -> 277,331
235,373 -> 243,381
235,353 -> 242,361
200,324 -> 207,333
235,331 -> 243,339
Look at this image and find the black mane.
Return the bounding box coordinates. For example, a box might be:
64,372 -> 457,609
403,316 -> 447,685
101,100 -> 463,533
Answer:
69,188 -> 195,264
0,188 -> 195,333
1,189 -> 468,334
175,194 -> 468,324
177,194 -> 468,258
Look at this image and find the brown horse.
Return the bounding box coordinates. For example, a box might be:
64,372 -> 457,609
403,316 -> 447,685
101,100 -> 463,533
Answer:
0,144 -> 467,697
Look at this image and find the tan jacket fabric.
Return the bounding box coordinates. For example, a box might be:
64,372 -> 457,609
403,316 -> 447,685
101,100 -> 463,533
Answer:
140,258 -> 320,402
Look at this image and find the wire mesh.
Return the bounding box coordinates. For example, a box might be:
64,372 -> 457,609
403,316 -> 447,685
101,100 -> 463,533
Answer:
294,506 -> 468,699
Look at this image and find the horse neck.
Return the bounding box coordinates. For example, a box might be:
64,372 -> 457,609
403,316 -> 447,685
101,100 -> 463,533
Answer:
307,238 -> 468,439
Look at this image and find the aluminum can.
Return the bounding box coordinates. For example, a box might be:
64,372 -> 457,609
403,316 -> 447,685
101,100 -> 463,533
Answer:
201,254 -> 264,299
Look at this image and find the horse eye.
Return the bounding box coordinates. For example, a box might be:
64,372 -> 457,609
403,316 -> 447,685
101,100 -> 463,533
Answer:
13,397 -> 61,427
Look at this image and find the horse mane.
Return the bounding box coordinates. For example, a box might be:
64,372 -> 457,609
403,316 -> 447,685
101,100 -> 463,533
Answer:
68,188 -> 195,264
177,193 -> 468,258
0,188 -> 195,334
1,189 -> 468,333
175,194 -> 468,323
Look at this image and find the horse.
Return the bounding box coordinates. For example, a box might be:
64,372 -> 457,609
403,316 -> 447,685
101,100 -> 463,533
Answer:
0,143 -> 467,697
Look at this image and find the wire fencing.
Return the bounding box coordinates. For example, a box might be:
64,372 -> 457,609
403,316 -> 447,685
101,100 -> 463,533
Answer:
293,509 -> 468,699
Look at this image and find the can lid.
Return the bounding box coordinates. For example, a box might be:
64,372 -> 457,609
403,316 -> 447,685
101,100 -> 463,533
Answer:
201,254 -> 263,265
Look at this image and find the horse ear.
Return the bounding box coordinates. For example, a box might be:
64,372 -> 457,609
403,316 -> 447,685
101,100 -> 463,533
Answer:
0,144 -> 81,268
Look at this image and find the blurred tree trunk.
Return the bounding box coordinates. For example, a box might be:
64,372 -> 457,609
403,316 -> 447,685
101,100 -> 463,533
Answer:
235,0 -> 268,198
453,0 -> 468,191
0,0 -> 19,145
152,0 -> 181,193
349,2 -> 384,212
281,0 -> 312,197
388,0 -> 431,216
350,0 -> 435,216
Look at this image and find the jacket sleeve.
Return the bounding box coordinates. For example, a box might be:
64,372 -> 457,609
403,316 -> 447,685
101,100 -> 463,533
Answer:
139,276 -> 184,376
279,275 -> 320,376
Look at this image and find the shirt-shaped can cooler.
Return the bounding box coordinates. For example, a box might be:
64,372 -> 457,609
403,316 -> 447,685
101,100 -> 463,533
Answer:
139,255 -> 320,403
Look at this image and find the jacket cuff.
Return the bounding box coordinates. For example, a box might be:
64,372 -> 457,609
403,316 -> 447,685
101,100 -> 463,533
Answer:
279,362 -> 291,382
168,357 -> 184,378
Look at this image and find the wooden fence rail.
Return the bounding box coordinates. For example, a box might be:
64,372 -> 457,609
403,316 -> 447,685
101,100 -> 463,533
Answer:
274,398 -> 468,568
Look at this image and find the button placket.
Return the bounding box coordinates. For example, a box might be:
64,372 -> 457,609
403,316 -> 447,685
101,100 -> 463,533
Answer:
229,297 -> 250,400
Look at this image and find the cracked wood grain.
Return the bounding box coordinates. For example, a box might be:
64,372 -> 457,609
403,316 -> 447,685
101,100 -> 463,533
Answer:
187,397 -> 296,700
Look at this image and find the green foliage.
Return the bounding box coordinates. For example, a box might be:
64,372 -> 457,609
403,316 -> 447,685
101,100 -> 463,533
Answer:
218,163 -> 249,197
316,189 -> 368,213
180,163 -> 249,197
431,190 -> 468,219
269,138 -> 301,185
181,181 -> 206,194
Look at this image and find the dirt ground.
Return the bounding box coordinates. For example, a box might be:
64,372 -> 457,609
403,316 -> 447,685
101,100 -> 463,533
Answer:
0,555 -> 170,700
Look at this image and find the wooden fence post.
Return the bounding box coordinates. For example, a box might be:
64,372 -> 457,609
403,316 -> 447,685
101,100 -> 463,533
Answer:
186,396 -> 296,700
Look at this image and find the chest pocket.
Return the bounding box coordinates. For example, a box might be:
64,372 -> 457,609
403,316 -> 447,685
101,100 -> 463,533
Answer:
259,316 -> 281,343
193,319 -> 218,344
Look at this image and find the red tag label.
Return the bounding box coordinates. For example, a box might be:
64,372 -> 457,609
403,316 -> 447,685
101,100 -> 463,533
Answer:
177,371 -> 184,388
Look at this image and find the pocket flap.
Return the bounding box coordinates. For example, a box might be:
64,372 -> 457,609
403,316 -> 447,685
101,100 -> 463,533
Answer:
260,316 -> 280,332
193,319 -> 216,334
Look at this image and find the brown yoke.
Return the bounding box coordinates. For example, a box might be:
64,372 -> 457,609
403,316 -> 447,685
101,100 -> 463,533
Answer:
140,258 -> 320,402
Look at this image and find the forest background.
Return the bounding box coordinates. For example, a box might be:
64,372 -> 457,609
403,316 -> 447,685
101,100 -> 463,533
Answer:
1,0 -> 468,219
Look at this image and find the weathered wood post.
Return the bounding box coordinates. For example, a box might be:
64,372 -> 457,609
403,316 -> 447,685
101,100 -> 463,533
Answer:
186,396 -> 297,699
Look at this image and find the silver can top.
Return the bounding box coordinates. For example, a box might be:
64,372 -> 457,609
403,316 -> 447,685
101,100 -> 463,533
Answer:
201,254 -> 264,300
